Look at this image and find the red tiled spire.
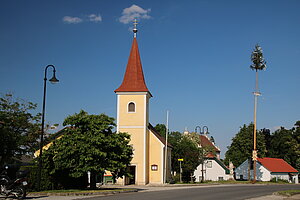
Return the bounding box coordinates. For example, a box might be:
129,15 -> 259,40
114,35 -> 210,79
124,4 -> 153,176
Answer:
114,38 -> 150,93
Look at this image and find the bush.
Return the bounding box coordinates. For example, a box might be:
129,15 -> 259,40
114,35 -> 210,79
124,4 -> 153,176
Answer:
28,164 -> 56,191
28,163 -> 88,191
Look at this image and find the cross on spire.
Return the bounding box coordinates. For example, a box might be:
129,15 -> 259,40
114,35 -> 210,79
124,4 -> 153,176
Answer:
133,19 -> 138,38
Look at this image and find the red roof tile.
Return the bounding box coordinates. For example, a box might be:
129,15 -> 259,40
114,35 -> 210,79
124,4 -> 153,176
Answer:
257,157 -> 298,173
115,38 -> 150,93
206,152 -> 215,158
199,135 -> 220,152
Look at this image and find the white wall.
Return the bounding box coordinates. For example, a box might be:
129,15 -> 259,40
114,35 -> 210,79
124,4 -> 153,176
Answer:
194,159 -> 232,182
235,160 -> 271,181
257,163 -> 271,181
235,160 -> 249,180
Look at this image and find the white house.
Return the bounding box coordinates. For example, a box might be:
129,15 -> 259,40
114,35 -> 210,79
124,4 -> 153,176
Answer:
194,157 -> 233,182
193,134 -> 234,182
235,157 -> 299,184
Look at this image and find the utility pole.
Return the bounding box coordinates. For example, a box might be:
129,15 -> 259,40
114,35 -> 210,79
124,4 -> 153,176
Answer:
164,110 -> 169,184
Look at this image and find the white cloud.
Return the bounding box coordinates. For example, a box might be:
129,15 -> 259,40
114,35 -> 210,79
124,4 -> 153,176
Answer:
63,16 -> 83,24
62,14 -> 102,24
89,14 -> 102,23
119,4 -> 151,24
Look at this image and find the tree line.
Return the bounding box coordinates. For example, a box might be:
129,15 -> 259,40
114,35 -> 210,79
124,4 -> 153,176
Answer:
224,122 -> 300,171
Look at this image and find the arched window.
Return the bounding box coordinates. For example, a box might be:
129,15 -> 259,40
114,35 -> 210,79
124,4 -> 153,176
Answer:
128,102 -> 135,112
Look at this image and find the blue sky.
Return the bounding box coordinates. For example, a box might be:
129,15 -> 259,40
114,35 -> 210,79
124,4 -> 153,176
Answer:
1,0 -> 299,158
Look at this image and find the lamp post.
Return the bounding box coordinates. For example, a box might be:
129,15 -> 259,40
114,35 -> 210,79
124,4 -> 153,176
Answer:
37,65 -> 59,191
195,126 -> 208,183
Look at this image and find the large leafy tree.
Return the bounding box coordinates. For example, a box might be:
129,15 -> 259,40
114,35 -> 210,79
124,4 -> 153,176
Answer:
224,123 -> 266,167
42,110 -> 133,188
0,93 -> 40,165
154,123 -> 167,138
174,135 -> 202,182
154,124 -> 202,182
268,124 -> 300,171
293,121 -> 300,171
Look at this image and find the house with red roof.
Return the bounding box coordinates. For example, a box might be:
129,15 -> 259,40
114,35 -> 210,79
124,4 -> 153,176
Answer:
235,157 -> 299,183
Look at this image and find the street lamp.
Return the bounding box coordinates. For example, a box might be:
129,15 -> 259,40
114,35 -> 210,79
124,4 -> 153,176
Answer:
195,126 -> 208,135
195,126 -> 209,183
37,65 -> 59,191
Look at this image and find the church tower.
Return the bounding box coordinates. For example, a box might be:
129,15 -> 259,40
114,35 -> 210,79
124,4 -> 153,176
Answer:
115,20 -> 152,185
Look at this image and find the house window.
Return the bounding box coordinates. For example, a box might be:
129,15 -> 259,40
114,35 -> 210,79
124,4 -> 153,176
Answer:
218,177 -> 224,181
206,161 -> 212,168
128,102 -> 135,112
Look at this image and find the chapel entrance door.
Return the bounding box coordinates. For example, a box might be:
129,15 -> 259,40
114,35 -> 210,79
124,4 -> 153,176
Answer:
128,166 -> 136,185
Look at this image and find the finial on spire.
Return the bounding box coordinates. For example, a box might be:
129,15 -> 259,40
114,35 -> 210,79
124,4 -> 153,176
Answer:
133,19 -> 138,38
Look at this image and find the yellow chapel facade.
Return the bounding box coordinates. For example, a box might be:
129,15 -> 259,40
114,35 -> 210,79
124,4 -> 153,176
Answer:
114,27 -> 171,185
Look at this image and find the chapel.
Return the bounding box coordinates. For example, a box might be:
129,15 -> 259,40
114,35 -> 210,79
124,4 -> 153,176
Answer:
114,21 -> 171,185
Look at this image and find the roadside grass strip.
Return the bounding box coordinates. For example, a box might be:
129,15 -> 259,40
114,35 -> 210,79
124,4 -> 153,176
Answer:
29,188 -> 137,196
276,190 -> 300,197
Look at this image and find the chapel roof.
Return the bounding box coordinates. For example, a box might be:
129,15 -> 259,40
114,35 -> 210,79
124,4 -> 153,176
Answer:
257,157 -> 298,173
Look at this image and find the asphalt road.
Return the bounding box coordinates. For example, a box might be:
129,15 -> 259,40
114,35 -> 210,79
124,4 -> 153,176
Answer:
82,184 -> 300,200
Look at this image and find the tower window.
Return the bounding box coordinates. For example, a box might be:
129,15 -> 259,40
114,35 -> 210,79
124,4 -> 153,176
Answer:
128,102 -> 135,112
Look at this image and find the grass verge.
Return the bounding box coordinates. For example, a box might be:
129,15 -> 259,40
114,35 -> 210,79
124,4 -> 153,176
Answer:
276,190 -> 300,197
30,188 -> 136,195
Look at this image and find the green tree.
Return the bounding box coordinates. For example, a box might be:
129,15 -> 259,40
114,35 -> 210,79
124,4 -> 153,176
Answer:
293,121 -> 300,171
261,128 -> 272,157
224,123 -> 266,167
42,110 -> 133,189
0,93 -> 40,165
167,131 -> 182,175
268,126 -> 299,170
153,124 -> 203,182
154,123 -> 166,138
250,44 -> 267,72
175,135 -> 202,182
